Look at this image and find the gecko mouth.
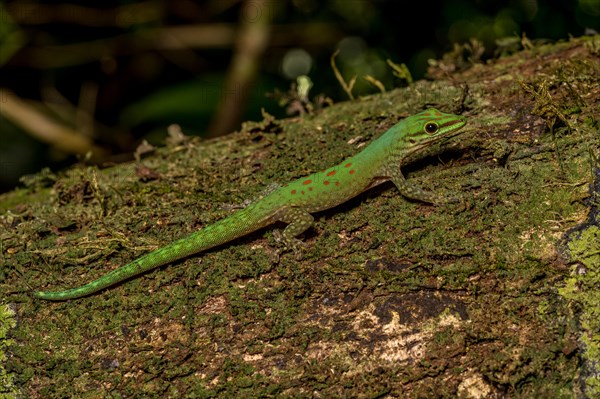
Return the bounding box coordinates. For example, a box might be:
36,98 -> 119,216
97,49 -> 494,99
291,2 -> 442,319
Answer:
438,118 -> 467,135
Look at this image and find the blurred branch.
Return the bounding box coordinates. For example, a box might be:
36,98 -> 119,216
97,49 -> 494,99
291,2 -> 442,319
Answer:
206,0 -> 274,137
76,81 -> 99,139
10,23 -> 342,68
6,2 -> 161,27
0,89 -> 108,160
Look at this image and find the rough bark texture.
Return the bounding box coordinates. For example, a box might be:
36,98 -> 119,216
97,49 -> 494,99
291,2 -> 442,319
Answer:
1,35 -> 600,398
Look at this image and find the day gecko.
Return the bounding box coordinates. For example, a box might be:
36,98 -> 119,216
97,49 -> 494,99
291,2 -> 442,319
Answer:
34,108 -> 467,300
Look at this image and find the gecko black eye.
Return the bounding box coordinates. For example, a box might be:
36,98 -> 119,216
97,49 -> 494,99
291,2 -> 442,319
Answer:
425,122 -> 439,134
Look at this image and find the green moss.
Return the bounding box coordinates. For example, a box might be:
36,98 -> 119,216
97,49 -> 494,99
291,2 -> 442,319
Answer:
561,226 -> 600,397
0,303 -> 17,398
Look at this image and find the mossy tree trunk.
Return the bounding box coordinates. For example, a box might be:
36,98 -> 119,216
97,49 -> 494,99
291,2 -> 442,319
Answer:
1,36 -> 599,398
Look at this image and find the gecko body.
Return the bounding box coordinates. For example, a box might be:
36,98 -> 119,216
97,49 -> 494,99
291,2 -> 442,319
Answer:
35,108 -> 466,300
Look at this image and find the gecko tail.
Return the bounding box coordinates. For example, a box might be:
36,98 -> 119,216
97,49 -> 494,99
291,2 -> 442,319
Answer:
33,247 -> 179,301
34,206 -> 272,301
33,229 -> 223,301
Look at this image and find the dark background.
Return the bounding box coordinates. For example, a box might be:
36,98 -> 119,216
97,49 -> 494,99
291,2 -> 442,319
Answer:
0,0 -> 598,193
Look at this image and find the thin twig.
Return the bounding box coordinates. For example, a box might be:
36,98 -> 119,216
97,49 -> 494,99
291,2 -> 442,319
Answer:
330,49 -> 355,100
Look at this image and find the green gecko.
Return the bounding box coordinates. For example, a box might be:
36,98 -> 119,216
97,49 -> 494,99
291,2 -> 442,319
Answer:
34,108 -> 467,301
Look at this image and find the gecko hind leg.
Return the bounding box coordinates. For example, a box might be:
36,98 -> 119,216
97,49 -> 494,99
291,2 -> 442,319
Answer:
273,207 -> 314,260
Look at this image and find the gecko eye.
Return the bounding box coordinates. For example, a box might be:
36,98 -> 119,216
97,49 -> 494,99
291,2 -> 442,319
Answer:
424,122 -> 439,134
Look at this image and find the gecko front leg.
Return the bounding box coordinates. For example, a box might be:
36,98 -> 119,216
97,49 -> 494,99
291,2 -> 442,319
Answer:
387,167 -> 458,205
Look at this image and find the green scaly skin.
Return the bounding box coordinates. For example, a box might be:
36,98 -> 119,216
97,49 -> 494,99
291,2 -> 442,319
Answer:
34,108 -> 467,301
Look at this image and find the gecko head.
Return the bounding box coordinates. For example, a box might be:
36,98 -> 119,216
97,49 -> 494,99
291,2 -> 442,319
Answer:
401,108 -> 467,148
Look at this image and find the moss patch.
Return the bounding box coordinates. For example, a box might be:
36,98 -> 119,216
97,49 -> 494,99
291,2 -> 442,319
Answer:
560,161 -> 600,398
0,303 -> 17,398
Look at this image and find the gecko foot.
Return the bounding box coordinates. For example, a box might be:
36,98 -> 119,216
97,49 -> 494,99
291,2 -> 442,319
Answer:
435,193 -> 468,214
273,229 -> 306,260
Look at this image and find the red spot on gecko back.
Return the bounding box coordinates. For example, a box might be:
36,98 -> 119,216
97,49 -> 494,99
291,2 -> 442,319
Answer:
349,170 -> 355,174
303,179 -> 312,185
291,189 -> 297,195
323,181 -> 330,185
344,163 -> 353,168
327,170 -> 336,176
